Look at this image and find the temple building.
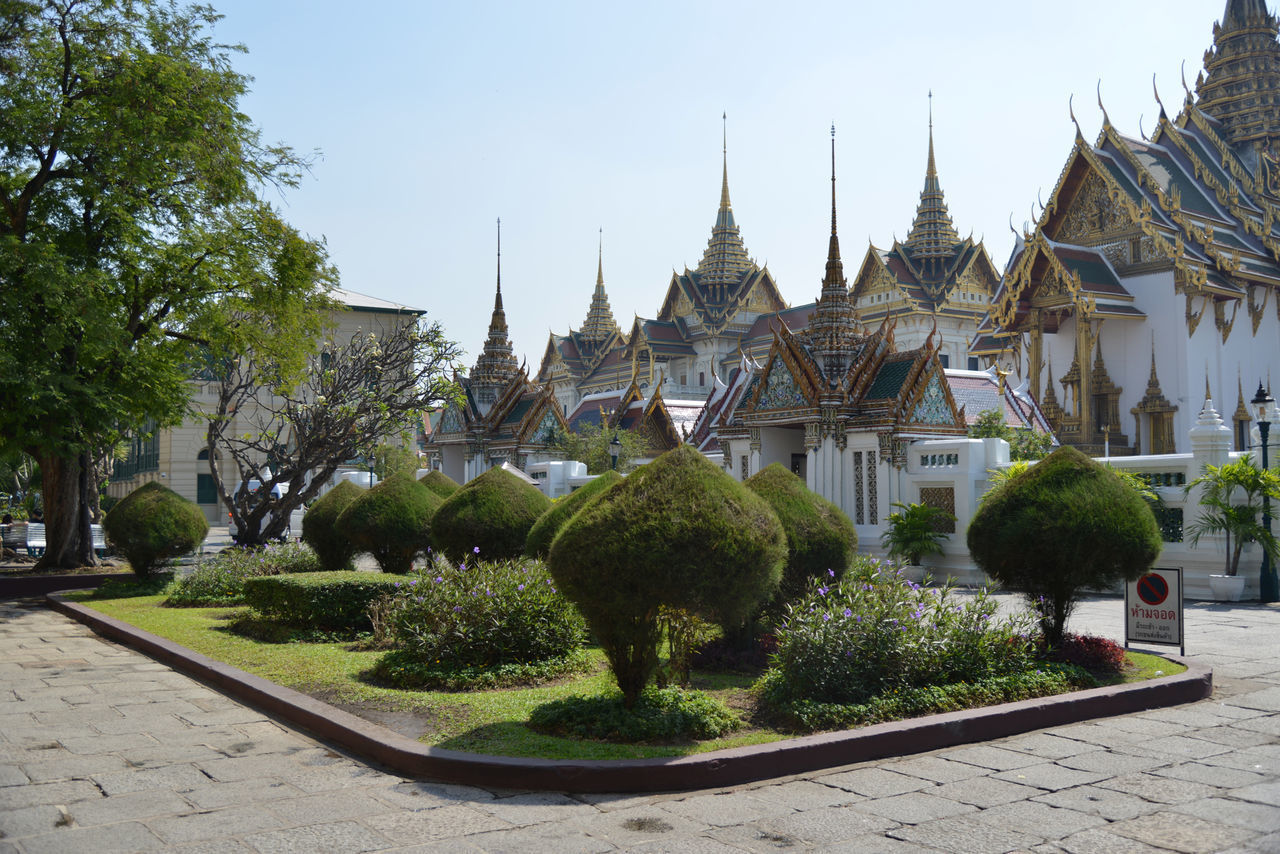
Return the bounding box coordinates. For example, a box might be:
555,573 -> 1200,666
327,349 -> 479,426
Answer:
974,0 -> 1280,456
712,133 -> 969,534
426,224 -> 567,482
851,107 -> 1001,371
537,135 -> 815,417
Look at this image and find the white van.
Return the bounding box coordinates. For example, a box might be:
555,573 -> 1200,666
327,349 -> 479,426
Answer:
228,479 -> 291,544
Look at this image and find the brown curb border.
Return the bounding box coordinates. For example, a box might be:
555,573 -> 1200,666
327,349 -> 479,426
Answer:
48,592 -> 1213,794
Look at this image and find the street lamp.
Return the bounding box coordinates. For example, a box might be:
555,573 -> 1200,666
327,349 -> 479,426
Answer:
1253,382 -> 1275,603
609,433 -> 622,472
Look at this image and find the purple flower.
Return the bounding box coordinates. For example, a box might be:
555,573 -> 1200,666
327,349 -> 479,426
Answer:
818,586 -> 829,596
827,569 -> 835,578
473,546 -> 480,554
459,563 -> 466,571
823,613 -> 831,622
452,605 -> 461,612
517,583 -> 525,591
843,608 -> 853,618
856,615 -> 862,623
435,576 -> 444,583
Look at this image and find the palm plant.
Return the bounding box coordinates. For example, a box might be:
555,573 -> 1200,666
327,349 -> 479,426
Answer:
1184,456 -> 1280,577
881,502 -> 954,565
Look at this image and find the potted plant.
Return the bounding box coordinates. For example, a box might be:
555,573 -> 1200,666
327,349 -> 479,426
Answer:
881,501 -> 954,581
1185,456 -> 1280,601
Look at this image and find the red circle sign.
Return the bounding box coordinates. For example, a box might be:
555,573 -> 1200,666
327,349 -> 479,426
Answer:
1137,573 -> 1169,606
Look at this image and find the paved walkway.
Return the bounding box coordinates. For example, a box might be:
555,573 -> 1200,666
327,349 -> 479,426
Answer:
2,595 -> 1278,854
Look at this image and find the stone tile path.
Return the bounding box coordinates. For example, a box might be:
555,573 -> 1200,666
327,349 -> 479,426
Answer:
2,594 -> 1278,853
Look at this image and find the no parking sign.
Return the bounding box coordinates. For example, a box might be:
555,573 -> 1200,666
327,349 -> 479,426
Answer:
1125,567 -> 1183,655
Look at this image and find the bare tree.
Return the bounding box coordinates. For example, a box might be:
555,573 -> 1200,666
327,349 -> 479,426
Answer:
206,319 -> 463,545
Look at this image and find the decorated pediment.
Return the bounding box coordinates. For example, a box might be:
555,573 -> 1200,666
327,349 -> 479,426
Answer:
439,406 -> 465,435
908,370 -> 961,426
528,409 -> 561,444
751,359 -> 812,412
1052,169 -> 1137,245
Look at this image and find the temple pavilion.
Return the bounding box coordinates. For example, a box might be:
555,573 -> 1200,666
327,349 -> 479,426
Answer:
537,135 -> 815,419
851,104 -> 1001,372
426,224 -> 567,483
712,133 -> 969,530
974,0 -> 1280,456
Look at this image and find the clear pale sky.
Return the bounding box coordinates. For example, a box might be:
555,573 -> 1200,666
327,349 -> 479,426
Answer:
210,1 -> 1227,369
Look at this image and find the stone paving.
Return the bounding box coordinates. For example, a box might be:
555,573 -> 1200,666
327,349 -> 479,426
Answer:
2,594 -> 1279,853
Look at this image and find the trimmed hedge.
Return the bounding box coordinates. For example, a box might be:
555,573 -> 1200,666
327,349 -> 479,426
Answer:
548,444 -> 785,707
301,480 -> 365,572
335,473 -> 441,573
744,463 -> 857,608
432,466 -> 551,560
242,571 -> 407,631
103,481 -> 208,578
968,445 -> 1162,646
418,470 -> 460,499
525,470 -> 622,557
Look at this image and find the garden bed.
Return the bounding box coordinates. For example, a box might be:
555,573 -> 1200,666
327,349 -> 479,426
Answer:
50,591 -> 1211,792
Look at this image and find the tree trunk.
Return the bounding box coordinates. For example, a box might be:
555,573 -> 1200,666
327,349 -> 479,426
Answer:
34,450 -> 97,570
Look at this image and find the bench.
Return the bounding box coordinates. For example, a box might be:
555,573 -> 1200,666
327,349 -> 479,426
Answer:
1,522 -> 24,552
91,524 -> 106,557
25,523 -> 45,557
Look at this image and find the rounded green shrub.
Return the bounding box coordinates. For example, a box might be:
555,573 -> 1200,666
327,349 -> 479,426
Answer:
548,443 -> 785,707
431,466 -> 551,561
335,473 -> 440,574
103,481 -> 208,578
418,469 -> 460,499
967,445 -> 1162,646
165,541 -> 321,607
744,463 -> 857,608
525,469 -> 622,558
301,480 -> 365,572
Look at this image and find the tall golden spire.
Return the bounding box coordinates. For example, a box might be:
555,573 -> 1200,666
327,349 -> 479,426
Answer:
696,112 -> 754,301
804,125 -> 860,383
580,228 -> 620,345
471,217 -> 520,400
1196,0 -> 1280,149
903,92 -> 961,271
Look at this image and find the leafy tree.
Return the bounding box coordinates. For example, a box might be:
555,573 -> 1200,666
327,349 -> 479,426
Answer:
205,320 -> 462,545
0,1 -> 335,567
967,445 -> 1162,646
548,444 -> 785,707
1184,456 -> 1280,577
548,423 -> 648,474
968,408 -> 1054,461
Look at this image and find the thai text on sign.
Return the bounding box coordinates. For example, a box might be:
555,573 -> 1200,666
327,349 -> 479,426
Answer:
1125,567 -> 1183,655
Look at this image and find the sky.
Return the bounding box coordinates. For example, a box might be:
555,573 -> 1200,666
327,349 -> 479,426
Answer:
209,0 -> 1229,370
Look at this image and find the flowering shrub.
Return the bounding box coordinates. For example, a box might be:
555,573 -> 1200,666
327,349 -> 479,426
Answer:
1047,633 -> 1127,674
762,555 -> 1038,709
379,552 -> 586,671
165,541 -> 321,607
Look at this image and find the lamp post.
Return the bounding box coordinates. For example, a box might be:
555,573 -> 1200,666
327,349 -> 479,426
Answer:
609,433 -> 622,472
1253,382 -> 1276,603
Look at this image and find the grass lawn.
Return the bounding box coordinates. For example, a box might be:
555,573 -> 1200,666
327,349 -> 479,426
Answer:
69,593 -> 1186,761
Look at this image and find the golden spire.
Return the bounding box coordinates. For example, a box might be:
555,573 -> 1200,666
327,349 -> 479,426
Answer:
696,112 -> 754,300
581,228 -> 619,344
1196,0 -> 1280,148
471,217 -> 520,394
903,92 -> 961,269
804,124 -> 859,383
720,111 -> 731,212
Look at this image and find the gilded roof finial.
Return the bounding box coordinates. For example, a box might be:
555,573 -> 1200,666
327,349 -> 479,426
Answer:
1069,94 -> 1084,141
495,217 -> 503,308
597,227 -> 603,287
1152,73 -> 1168,122
1205,370 -> 1213,403
720,112 -> 730,212
1096,80 -> 1112,129
830,123 -> 837,237
1180,60 -> 1193,105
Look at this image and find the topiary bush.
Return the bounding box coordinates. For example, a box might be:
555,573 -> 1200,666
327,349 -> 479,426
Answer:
525,470 -> 622,558
529,686 -> 741,742
242,571 -> 406,631
967,445 -> 1162,647
431,466 -> 551,561
165,541 -> 321,607
744,463 -> 857,611
103,481 -> 208,578
418,469 -> 460,500
334,473 -> 440,573
548,443 -> 785,708
301,480 -> 365,572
